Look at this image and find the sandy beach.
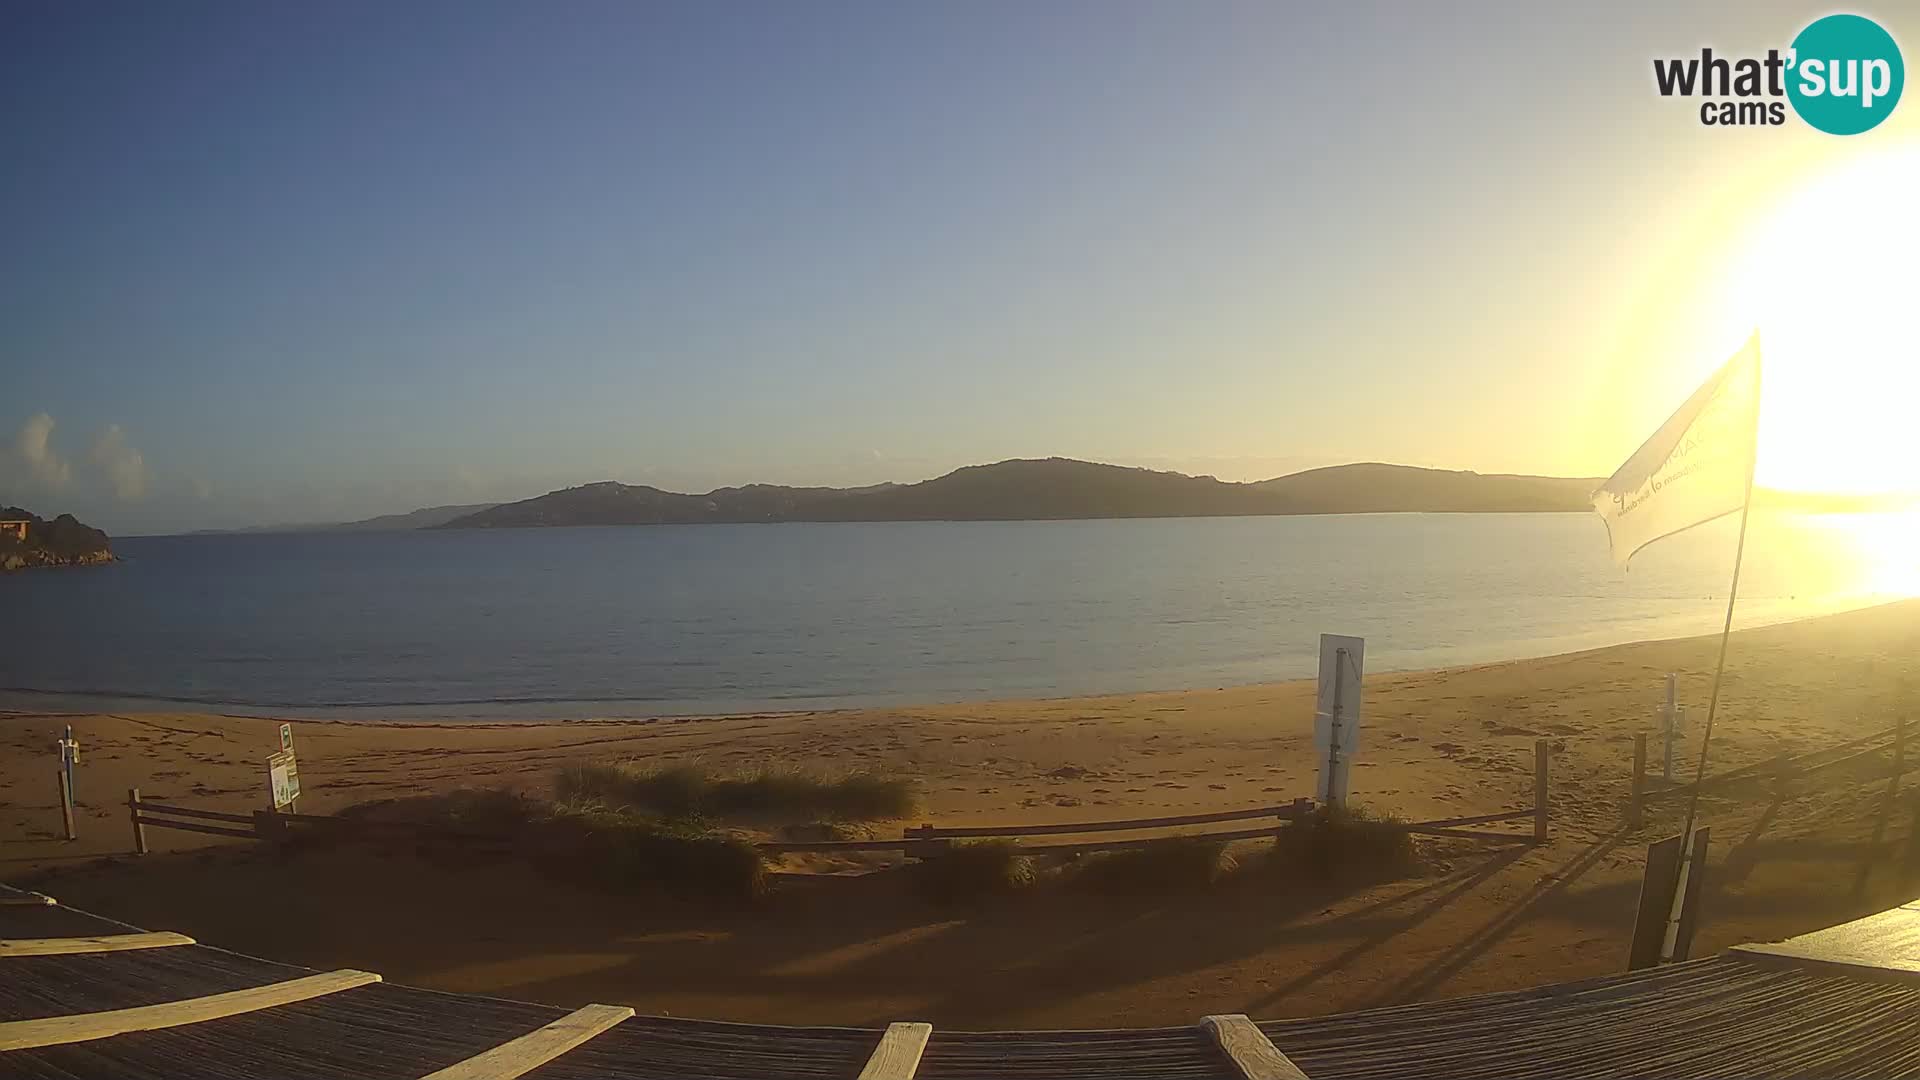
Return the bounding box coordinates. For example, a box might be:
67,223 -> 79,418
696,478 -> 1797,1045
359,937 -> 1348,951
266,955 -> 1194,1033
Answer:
5,599 -> 1918,1028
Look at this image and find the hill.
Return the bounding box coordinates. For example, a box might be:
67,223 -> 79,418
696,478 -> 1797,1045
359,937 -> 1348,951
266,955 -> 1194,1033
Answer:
437,459 -> 1599,529
191,503 -> 500,535
1250,463 -> 1600,513
0,506 -> 114,571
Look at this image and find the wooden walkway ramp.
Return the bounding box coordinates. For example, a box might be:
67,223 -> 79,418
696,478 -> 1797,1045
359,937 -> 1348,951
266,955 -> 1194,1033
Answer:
3,881 -> 1919,1079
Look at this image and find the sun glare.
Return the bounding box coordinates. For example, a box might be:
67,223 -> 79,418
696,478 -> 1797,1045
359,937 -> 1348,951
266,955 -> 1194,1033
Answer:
1712,144 -> 1920,496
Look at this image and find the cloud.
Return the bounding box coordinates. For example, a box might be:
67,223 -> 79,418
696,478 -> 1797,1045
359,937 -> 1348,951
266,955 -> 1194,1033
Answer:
10,412 -> 72,490
88,425 -> 149,500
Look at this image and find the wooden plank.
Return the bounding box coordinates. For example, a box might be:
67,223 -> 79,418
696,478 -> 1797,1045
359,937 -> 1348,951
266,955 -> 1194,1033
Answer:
1628,834 -> 1685,970
1007,823 -> 1289,855
1400,808 -> 1533,830
0,968 -> 380,1050
418,1003 -> 634,1080
134,816 -> 258,841
1670,827 -> 1711,961
1399,826 -> 1533,842
1200,1014 -> 1310,1080
910,804 -> 1300,839
855,1021 -> 932,1080
135,802 -> 258,825
129,787 -> 148,855
0,932 -> 194,957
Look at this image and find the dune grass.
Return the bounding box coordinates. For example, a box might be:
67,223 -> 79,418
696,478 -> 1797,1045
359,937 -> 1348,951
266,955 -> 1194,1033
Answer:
337,788 -> 767,901
909,839 -> 1035,902
1066,837 -> 1239,894
554,760 -> 918,823
1268,802 -> 1420,880
544,796 -> 767,900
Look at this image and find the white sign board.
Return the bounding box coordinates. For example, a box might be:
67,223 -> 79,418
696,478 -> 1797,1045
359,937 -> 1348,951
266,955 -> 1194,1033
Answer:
268,750 -> 300,809
279,723 -> 294,753
1313,634 -> 1365,803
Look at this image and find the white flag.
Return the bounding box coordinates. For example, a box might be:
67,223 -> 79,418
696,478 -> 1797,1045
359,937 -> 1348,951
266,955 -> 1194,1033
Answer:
1593,335 -> 1761,565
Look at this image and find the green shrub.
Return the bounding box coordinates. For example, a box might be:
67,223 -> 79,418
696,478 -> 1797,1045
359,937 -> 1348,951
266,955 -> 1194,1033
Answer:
1269,803 -> 1418,880
337,787 -> 541,833
909,840 -> 1034,902
336,788 -> 767,901
554,760 -> 917,822
541,799 -> 767,901
1067,838 -> 1238,894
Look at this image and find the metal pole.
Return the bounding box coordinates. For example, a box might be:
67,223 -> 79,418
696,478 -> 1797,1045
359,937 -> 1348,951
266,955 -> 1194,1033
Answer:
1327,648 -> 1346,808
1676,343 -> 1762,856
57,771 -> 75,841
1533,739 -> 1550,843
1670,340 -> 1762,944
1630,733 -> 1647,829
1662,675 -> 1678,783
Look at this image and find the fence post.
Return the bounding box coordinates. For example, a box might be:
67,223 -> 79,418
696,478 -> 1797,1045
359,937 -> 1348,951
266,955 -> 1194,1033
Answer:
127,788 -> 148,855
57,771 -> 76,841
1533,739 -> 1550,843
253,809 -> 289,844
1629,734 -> 1647,829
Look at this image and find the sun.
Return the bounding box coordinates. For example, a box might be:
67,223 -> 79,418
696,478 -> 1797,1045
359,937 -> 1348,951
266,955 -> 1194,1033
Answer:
1710,144 -> 1920,495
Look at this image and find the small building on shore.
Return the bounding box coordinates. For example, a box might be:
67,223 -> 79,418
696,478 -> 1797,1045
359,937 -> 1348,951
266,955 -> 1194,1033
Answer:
0,519 -> 27,542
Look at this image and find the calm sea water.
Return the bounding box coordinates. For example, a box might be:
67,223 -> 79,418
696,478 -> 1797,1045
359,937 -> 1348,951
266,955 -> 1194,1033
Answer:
3,513 -> 1914,719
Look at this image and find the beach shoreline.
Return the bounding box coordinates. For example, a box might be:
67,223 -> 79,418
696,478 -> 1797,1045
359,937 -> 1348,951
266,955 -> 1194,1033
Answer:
5,599 -> 1918,1027
4,592 -> 1906,725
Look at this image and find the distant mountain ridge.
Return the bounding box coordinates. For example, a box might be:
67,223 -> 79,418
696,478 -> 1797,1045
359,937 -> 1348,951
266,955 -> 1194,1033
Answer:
192,503 -> 499,535
433,459 -> 1603,530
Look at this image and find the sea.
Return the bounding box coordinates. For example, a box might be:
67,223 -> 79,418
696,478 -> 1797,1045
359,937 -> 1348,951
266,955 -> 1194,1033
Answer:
4,512 -> 1915,720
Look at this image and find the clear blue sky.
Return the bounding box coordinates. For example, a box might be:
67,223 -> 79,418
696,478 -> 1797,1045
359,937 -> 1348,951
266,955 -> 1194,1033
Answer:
2,1 -> 1910,532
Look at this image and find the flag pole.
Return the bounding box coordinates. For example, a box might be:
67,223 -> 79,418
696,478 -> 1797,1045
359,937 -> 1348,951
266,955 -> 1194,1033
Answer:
1677,335 -> 1763,864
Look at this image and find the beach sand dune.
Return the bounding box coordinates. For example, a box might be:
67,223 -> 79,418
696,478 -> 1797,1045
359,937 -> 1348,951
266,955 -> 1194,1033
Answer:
4,599 -> 1917,1027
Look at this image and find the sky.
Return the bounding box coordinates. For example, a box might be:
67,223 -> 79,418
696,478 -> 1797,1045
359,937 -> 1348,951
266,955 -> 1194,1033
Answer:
3,1 -> 1916,533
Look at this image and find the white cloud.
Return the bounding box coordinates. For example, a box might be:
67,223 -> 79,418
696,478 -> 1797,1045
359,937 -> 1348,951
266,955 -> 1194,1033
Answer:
12,412 -> 72,489
87,425 -> 150,500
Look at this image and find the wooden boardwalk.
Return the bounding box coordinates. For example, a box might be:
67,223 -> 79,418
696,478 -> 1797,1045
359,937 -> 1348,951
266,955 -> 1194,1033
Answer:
2,881 -> 1918,1079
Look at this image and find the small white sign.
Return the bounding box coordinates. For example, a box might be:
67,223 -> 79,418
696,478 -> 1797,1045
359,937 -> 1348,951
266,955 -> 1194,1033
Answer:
279,723 -> 294,753
268,750 -> 300,809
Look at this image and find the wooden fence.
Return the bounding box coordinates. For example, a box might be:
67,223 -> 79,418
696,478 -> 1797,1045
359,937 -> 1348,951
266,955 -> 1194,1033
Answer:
126,739 -> 1553,859
1627,719 -> 1913,828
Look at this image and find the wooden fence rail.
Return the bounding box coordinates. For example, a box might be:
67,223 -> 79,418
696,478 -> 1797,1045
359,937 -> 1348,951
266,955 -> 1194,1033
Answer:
905,802 -> 1313,840
123,741 -> 1552,860
1629,719 -> 1915,827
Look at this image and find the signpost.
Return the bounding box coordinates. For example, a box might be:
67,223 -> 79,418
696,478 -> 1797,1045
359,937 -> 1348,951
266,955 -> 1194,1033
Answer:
268,724 -> 299,812
1658,674 -> 1687,783
56,726 -> 80,841
1313,634 -> 1365,806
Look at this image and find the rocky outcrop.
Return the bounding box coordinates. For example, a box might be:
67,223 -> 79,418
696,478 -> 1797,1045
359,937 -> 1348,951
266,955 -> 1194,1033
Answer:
0,507 -> 114,572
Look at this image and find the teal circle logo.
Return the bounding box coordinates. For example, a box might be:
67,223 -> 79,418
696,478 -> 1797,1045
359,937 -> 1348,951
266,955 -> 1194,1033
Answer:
1787,14 -> 1904,134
